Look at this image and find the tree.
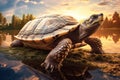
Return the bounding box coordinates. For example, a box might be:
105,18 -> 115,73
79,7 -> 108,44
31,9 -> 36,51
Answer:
21,14 -> 26,26
0,12 -> 7,28
21,14 -> 35,27
101,17 -> 109,28
11,15 -> 22,29
11,15 -> 16,28
112,12 -> 120,28
26,14 -> 35,22
0,12 -> 3,23
112,12 -> 119,21
3,17 -> 7,25
29,14 -> 34,20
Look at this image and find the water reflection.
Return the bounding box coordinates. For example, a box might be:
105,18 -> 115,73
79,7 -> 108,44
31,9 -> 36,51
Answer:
93,28 -> 120,53
0,29 -> 120,53
0,33 -> 12,47
93,28 -> 120,43
0,30 -> 18,47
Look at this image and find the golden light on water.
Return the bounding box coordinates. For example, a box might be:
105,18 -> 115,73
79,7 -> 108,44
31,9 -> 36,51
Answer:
1,34 -> 12,47
82,36 -> 120,53
100,37 -> 120,53
1,34 -> 120,53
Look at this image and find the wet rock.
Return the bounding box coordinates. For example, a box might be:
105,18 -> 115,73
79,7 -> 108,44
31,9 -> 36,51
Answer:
87,69 -> 120,80
1,47 -> 120,80
0,53 -> 53,80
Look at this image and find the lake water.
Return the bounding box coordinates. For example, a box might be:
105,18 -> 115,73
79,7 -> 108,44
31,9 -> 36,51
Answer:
0,29 -> 120,53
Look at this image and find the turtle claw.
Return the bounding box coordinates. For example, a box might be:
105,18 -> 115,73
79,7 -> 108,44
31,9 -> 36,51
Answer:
41,60 -> 59,72
50,65 -> 54,72
45,63 -> 50,70
41,38 -> 72,72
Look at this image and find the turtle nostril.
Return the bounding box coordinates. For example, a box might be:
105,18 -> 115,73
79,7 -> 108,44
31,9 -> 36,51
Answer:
100,13 -> 103,16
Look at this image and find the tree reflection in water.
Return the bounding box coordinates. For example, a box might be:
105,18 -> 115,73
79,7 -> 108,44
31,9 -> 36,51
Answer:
93,28 -> 120,43
0,29 -> 120,53
0,30 -> 18,47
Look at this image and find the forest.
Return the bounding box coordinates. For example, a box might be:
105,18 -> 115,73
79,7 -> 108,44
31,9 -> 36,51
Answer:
101,12 -> 120,29
0,12 -> 120,30
0,13 -> 35,30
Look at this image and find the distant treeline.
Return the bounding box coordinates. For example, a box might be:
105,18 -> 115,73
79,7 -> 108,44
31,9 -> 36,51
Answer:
101,12 -> 120,29
0,12 -> 35,30
0,11 -> 120,30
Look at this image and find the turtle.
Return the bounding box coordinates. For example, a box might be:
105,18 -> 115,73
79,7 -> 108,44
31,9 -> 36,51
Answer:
11,13 -> 104,72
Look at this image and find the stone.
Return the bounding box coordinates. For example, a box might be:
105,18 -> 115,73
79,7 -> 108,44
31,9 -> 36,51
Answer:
0,53 -> 53,80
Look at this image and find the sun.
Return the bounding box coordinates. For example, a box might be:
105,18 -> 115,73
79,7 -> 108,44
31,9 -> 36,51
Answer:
62,11 -> 88,22
45,6 -> 92,22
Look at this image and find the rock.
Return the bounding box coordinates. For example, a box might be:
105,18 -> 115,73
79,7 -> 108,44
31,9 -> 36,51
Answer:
87,69 -> 120,80
0,53 -> 53,80
1,47 -> 120,80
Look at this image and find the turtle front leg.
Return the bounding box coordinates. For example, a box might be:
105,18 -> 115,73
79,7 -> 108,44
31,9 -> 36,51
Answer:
84,37 -> 104,54
41,38 -> 72,72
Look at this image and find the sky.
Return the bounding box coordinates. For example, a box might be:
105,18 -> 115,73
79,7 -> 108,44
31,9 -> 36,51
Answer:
0,0 -> 120,22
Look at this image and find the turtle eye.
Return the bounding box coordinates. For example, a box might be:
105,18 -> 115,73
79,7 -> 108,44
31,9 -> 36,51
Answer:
92,15 -> 98,19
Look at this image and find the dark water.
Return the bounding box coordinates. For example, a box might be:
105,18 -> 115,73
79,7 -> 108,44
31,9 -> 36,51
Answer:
0,29 -> 120,53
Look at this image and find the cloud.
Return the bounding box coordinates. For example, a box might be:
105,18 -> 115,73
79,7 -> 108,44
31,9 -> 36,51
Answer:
98,1 -> 108,6
39,1 -> 44,4
0,0 -> 20,16
0,0 -> 8,5
0,0 -> 17,18
0,0 -> 16,11
2,9 -> 14,23
88,0 -> 120,17
14,5 -> 28,16
61,3 -> 69,6
98,0 -> 120,8
22,0 -> 45,5
3,9 -> 14,17
14,0 -> 48,18
0,0 -> 120,22
43,0 -> 92,21
24,0 -> 29,3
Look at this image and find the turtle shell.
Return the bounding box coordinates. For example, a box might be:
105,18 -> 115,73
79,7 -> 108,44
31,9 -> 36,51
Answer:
15,14 -> 79,45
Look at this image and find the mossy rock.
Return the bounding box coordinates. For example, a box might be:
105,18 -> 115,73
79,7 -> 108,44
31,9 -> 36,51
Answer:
1,47 -> 120,77
0,47 -> 92,78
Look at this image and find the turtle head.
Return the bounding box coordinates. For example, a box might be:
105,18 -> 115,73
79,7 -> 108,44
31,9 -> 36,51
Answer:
79,13 -> 103,41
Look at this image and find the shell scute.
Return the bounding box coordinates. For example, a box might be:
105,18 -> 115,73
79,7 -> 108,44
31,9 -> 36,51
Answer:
15,14 -> 79,43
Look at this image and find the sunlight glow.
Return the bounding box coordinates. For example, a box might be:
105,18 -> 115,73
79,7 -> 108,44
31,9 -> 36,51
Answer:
63,11 -> 88,21
82,36 -> 120,53
1,34 -> 12,47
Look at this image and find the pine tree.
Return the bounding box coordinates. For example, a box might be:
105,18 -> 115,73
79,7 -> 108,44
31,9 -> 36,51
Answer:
11,15 -> 22,29
112,12 -> 119,21
112,12 -> 120,28
12,15 -> 16,28
0,12 -> 7,28
101,17 -> 109,28
29,14 -> 35,20
21,14 -> 26,26
0,12 -> 2,23
3,17 -> 7,25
